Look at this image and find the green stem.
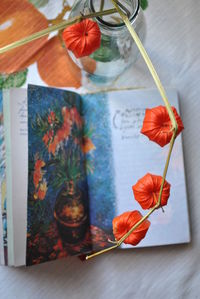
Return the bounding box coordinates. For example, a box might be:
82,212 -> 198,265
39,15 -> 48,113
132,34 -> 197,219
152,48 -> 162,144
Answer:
0,8 -> 117,55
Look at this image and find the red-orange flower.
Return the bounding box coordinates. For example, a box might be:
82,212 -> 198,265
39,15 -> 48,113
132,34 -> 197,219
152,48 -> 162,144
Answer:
62,19 -> 101,58
70,107 -> 83,128
132,173 -> 171,209
48,111 -> 56,124
81,137 -> 96,154
37,181 -> 47,200
141,106 -> 184,147
33,159 -> 45,188
113,211 -> 150,246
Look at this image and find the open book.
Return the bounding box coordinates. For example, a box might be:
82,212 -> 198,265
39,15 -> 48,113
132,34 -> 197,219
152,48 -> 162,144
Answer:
0,85 -> 190,266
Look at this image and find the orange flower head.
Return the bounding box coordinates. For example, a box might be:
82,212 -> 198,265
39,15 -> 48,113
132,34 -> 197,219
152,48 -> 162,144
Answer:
43,133 -> 49,146
113,211 -> 150,246
33,171 -> 42,189
48,137 -> 59,155
70,107 -> 83,128
34,159 -> 45,170
38,181 -> 47,200
141,106 -> 184,147
81,137 -> 96,154
62,19 -> 101,58
48,111 -> 56,124
132,173 -> 171,209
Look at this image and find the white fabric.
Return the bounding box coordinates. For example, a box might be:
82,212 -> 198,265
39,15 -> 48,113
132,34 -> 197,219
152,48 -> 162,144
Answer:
0,0 -> 200,298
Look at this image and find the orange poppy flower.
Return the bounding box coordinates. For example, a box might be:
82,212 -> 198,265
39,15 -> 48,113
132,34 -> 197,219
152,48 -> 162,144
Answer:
81,137 -> 96,154
42,133 -> 50,146
141,106 -> 184,147
48,137 -> 59,155
113,211 -> 150,246
62,19 -> 101,58
70,107 -> 83,128
132,173 -> 171,209
48,111 -> 56,124
37,181 -> 47,200
35,159 -> 45,171
33,171 -> 42,189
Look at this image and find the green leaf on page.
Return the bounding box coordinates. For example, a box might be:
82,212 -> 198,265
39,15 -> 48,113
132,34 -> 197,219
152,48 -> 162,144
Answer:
0,69 -> 28,89
140,0 -> 148,10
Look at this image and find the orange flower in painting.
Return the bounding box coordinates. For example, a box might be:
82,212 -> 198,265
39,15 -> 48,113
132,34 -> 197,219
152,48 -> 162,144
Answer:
141,106 -> 184,147
132,173 -> 171,209
48,137 -> 59,155
35,159 -> 45,170
33,171 -> 42,189
37,181 -> 48,200
62,19 -> 101,58
113,211 -> 150,246
48,111 -> 56,124
70,107 -> 83,128
42,133 -> 49,146
33,159 -> 45,188
81,137 -> 96,154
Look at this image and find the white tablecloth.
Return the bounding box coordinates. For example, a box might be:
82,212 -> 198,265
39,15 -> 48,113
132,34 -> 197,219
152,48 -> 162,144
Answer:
0,0 -> 200,298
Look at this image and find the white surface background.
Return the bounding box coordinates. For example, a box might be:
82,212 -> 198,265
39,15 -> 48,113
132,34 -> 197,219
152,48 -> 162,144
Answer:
1,0 -> 200,298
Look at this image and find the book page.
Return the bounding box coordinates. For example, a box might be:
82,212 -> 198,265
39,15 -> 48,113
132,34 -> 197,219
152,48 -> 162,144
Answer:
0,89 -> 5,265
8,88 -> 28,266
82,88 -> 190,250
107,89 -> 190,248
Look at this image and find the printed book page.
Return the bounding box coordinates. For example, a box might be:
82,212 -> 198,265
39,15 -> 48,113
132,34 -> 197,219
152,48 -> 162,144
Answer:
5,88 -> 28,266
107,89 -> 190,248
82,88 -> 190,249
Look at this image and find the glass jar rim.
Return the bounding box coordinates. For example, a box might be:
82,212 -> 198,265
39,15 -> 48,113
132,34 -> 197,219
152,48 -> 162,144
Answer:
89,0 -> 140,29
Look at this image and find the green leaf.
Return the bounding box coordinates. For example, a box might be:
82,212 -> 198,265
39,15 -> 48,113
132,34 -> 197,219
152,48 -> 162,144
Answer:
29,0 -> 49,8
0,69 -> 28,89
140,0 -> 148,10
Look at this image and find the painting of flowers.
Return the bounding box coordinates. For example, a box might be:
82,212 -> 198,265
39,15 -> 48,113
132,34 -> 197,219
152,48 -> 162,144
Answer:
26,85 -> 114,265
27,85 -> 92,265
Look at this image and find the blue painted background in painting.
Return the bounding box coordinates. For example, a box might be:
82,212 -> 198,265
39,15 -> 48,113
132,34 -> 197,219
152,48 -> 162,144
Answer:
82,93 -> 116,233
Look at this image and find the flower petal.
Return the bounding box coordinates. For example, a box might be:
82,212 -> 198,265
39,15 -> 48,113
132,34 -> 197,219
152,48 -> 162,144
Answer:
37,36 -> 81,88
0,0 -> 48,73
62,19 -> 101,58
132,173 -> 171,209
141,106 -> 184,147
112,211 -> 150,246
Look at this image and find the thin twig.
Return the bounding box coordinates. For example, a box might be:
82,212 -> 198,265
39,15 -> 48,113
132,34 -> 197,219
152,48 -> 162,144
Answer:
86,0 -> 179,260
100,0 -> 105,12
0,8 -> 117,54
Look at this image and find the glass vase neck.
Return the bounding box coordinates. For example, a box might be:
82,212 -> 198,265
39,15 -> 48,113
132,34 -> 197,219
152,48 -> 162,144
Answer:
89,0 -> 140,30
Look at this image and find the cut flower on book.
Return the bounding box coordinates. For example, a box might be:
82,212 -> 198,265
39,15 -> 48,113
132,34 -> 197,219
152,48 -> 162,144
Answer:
132,173 -> 171,210
141,106 -> 184,147
112,211 -> 151,246
62,19 -> 101,58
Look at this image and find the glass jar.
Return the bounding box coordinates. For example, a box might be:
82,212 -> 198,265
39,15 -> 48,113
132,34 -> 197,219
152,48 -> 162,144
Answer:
68,0 -> 146,86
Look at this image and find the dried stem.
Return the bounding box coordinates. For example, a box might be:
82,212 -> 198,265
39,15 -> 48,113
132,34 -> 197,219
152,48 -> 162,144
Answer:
100,0 -> 105,12
0,8 -> 117,54
86,1 -> 179,260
